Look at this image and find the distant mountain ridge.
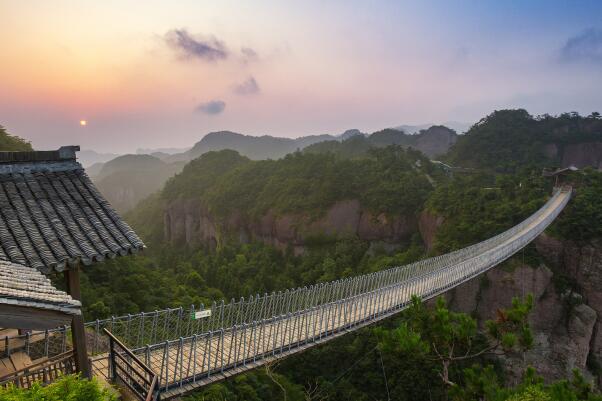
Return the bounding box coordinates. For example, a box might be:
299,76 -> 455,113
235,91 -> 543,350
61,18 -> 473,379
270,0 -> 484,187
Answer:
77,150 -> 120,167
394,121 -> 470,135
165,129 -> 367,162
136,147 -> 190,155
92,154 -> 184,213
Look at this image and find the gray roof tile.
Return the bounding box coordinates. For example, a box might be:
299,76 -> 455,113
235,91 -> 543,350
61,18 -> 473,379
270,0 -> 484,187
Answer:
0,260 -> 80,314
0,146 -> 145,273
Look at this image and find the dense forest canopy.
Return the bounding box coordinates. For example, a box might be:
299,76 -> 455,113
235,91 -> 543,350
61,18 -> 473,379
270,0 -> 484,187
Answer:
160,146 -> 435,219
304,125 -> 457,158
446,110 -> 602,172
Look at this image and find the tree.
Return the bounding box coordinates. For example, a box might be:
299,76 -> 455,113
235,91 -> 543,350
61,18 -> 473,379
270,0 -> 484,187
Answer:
0,125 -> 32,151
0,374 -> 117,400
377,295 -> 534,399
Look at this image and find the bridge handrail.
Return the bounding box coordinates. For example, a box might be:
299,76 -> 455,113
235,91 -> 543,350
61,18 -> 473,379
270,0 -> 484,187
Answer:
118,188 -> 570,394
2,188 -> 568,359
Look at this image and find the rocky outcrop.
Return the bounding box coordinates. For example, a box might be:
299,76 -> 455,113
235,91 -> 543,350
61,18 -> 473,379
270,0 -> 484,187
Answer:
536,234 -> 602,369
418,210 -> 444,252
422,211 -> 602,384
163,199 -> 417,253
561,142 -> 602,170
541,141 -> 602,170
447,262 -> 597,383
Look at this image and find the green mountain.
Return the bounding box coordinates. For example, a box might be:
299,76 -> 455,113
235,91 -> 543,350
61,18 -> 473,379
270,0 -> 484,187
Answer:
130,146 -> 438,249
446,109 -> 602,172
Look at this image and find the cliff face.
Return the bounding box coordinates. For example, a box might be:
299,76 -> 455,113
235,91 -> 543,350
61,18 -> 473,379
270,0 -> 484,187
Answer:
418,210 -> 444,252
163,199 -> 417,253
536,234 -> 602,369
435,226 -> 602,384
562,142 -> 602,170
447,262 -> 597,383
543,141 -> 602,170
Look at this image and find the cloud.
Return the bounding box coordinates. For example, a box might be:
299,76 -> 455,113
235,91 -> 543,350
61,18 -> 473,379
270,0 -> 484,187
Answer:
233,77 -> 260,95
165,29 -> 228,61
196,100 -> 226,115
560,28 -> 602,64
241,47 -> 259,63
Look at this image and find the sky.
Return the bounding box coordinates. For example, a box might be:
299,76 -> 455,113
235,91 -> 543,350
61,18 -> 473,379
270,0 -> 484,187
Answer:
1,0 -> 602,153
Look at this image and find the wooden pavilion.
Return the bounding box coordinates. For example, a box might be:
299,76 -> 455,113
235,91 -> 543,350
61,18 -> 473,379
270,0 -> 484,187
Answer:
0,146 -> 144,381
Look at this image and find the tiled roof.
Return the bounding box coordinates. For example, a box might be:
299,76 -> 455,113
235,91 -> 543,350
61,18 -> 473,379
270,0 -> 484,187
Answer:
0,260 -> 80,314
0,146 -> 145,273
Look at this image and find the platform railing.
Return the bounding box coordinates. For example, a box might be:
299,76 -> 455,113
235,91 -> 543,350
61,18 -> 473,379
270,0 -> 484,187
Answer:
105,328 -> 160,401
0,350 -> 75,389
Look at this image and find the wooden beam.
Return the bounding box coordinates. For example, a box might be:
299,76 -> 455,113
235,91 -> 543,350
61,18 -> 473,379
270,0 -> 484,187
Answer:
0,304 -> 73,330
65,264 -> 91,379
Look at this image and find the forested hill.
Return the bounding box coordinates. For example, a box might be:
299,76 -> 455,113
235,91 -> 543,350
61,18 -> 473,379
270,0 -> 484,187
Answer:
128,146 -> 439,250
0,125 -> 32,151
446,109 -> 602,172
304,125 -> 457,158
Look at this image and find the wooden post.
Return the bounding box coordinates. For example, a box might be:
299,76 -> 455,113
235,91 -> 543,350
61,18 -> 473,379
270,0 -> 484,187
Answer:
65,264 -> 91,379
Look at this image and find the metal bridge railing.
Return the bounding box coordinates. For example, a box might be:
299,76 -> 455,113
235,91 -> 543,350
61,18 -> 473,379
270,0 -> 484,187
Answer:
114,187 -> 570,396
0,187 -> 570,398
1,188 -> 570,376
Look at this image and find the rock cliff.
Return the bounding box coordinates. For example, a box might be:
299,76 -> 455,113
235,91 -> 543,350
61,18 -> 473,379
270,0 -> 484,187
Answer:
435,224 -> 602,384
562,142 -> 602,170
543,141 -> 602,170
446,262 -> 597,383
163,199 -> 417,253
536,234 -> 602,373
418,210 -> 444,252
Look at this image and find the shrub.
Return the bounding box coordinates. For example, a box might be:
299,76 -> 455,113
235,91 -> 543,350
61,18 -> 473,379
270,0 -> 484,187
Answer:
0,374 -> 117,401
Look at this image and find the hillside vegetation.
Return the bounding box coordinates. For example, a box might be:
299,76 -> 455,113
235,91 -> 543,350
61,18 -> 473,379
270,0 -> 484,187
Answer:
162,146 -> 435,218
0,125 -> 32,151
305,125 -> 457,158
446,110 -> 602,172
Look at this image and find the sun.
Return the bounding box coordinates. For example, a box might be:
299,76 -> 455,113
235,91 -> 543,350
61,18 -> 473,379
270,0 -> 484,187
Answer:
79,120 -> 87,126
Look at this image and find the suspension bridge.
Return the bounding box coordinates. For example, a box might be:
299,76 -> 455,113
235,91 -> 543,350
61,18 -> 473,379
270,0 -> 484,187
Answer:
1,187 -> 572,400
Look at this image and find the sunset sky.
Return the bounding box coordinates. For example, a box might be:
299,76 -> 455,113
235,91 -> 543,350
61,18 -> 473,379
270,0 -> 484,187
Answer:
1,0 -> 601,153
